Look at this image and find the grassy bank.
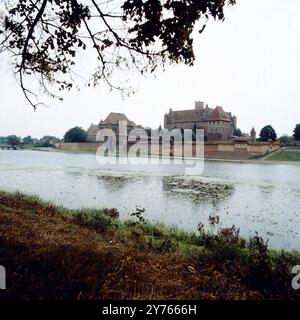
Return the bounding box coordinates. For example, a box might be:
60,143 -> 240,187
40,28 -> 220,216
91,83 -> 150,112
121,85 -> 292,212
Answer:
0,191 -> 299,300
264,148 -> 300,162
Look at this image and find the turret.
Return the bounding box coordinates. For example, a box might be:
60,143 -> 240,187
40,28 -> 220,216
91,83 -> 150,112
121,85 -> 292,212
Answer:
195,101 -> 204,110
232,116 -> 237,130
250,127 -> 256,142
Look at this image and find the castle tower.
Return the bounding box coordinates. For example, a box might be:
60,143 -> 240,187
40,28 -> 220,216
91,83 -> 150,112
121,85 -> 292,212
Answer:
195,101 -> 204,110
250,127 -> 256,142
232,115 -> 237,130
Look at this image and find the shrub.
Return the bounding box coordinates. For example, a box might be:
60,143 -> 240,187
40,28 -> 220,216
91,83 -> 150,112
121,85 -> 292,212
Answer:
71,208 -> 118,230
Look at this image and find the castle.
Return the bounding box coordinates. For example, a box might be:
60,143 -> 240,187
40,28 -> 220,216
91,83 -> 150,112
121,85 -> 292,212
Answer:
58,101 -> 280,159
87,102 -> 256,144
87,112 -> 142,142
164,101 -> 237,141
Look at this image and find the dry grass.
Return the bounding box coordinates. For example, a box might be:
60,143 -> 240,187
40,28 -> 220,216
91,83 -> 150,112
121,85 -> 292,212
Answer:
0,191 -> 299,300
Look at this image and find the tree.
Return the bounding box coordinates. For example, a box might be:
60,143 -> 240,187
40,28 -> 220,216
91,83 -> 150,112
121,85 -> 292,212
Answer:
293,124 -> 300,141
23,135 -> 34,145
7,135 -> 21,148
0,0 -> 236,108
259,125 -> 277,142
144,127 -> 152,137
0,136 -> 8,144
279,135 -> 288,145
35,135 -> 60,147
279,135 -> 294,146
64,127 -> 87,142
234,128 -> 242,137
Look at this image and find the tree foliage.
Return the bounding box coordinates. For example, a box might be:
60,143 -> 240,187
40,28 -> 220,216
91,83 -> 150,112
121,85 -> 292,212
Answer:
64,126 -> 86,142
22,135 -> 34,144
7,135 -> 21,147
34,135 -> 60,147
279,135 -> 294,146
234,128 -> 242,137
259,125 -> 277,142
0,0 -> 236,108
293,124 -> 300,141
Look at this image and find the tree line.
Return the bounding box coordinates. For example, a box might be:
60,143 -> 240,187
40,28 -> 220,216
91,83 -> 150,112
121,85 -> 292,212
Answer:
234,124 -> 300,145
0,135 -> 60,148
2,123 -> 300,148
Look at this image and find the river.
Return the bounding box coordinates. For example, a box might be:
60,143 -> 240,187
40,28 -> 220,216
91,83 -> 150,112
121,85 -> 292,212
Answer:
0,149 -> 300,250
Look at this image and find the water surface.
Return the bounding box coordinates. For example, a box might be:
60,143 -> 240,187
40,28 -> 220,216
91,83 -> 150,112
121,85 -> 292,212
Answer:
0,149 -> 299,250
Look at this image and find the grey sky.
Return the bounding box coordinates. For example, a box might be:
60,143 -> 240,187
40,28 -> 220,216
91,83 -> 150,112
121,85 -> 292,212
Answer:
0,0 -> 300,139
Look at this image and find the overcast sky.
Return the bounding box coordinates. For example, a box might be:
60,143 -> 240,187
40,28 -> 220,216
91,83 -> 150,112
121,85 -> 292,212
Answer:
0,0 -> 300,139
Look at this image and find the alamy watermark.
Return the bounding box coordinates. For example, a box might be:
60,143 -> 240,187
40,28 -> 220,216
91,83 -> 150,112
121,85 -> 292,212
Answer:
292,265 -> 300,290
94,121 -> 204,175
0,265 -> 5,290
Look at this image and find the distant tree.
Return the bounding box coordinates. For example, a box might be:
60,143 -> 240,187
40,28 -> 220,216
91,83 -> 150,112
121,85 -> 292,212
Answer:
34,135 -> 60,147
279,135 -> 289,145
64,127 -> 87,143
0,0 -> 236,108
259,125 -> 277,142
279,135 -> 294,146
158,125 -> 162,132
23,135 -> 34,145
293,124 -> 300,141
7,135 -> 21,148
0,136 -> 8,144
234,128 -> 242,137
144,127 -> 152,137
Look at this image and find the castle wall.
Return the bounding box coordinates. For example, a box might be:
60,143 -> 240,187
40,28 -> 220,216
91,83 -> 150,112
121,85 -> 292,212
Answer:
57,141 -> 280,160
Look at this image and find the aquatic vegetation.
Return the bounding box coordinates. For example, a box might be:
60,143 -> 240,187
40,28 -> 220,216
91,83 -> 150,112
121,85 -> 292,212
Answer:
162,177 -> 234,202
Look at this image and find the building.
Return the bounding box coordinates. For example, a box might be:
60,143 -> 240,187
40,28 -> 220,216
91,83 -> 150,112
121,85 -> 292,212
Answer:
87,112 -> 142,142
164,101 -> 237,141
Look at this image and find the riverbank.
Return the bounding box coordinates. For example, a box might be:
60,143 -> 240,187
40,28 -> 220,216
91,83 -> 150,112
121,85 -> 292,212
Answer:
262,148 -> 300,162
0,191 -> 299,300
20,147 -> 300,166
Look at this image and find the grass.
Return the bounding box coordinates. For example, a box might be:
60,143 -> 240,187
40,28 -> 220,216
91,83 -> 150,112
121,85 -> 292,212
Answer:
0,190 -> 300,300
266,148 -> 300,162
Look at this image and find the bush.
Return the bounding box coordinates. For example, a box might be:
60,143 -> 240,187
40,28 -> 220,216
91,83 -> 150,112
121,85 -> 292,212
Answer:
71,208 -> 118,230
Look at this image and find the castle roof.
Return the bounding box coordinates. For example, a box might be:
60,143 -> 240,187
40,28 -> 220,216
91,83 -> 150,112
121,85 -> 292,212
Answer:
99,112 -> 136,127
169,107 -> 214,122
209,106 -> 230,122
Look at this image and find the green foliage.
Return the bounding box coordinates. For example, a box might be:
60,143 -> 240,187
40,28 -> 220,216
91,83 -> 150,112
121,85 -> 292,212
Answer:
64,127 -> 87,143
130,206 -> 146,224
293,124 -> 300,141
259,125 -> 277,142
34,135 -> 60,147
266,148 -> 300,161
234,128 -> 242,137
70,208 -> 118,230
197,225 -> 246,262
144,127 -> 152,137
1,0 -> 236,108
7,135 -> 21,147
0,136 -> 8,144
279,135 -> 294,146
22,135 -> 34,145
